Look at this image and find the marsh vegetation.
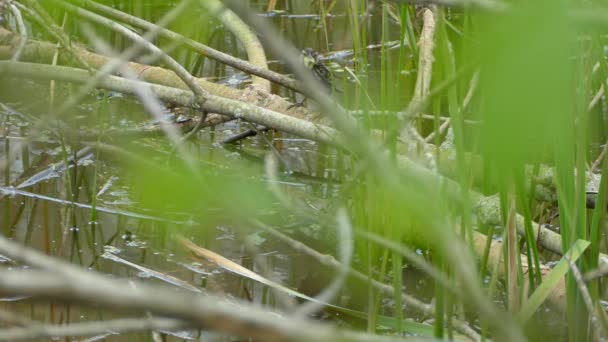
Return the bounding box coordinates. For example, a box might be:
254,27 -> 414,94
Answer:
0,0 -> 607,341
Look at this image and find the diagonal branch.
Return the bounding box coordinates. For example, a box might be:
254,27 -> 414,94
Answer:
77,0 -> 304,93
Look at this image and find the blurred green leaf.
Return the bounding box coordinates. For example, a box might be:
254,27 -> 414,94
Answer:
478,2 -> 573,180
125,148 -> 273,224
517,239 -> 590,323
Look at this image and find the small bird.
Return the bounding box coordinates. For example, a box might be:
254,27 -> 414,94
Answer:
301,47 -> 334,92
289,48 -> 340,111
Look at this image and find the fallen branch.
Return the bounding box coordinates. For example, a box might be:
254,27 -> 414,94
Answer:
0,27 -> 303,119
0,237 -> 432,342
0,61 -> 341,146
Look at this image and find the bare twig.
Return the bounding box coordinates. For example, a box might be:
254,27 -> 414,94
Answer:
16,0 -> 93,71
506,192 -> 519,312
7,3 -> 26,61
425,71 -> 479,143
0,186 -> 172,222
359,231 -> 453,292
567,257 -> 606,340
293,209 -> 354,317
588,85 -> 608,174
78,0 -> 303,93
398,0 -> 507,12
588,85 -> 604,112
252,221 -> 481,341
590,142 -> 608,176
54,0 -> 208,102
220,126 -> 267,144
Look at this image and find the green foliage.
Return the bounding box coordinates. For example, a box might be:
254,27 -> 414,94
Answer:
478,2 -> 573,179
125,148 -> 274,225
517,239 -> 590,323
7,0 -> 608,340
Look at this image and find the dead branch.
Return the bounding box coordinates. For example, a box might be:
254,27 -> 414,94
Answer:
0,236 -> 431,342
0,61 -> 341,146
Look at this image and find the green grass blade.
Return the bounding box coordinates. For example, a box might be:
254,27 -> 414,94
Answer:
517,239 -> 591,323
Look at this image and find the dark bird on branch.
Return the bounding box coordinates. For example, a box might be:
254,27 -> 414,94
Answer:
301,47 -> 339,94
